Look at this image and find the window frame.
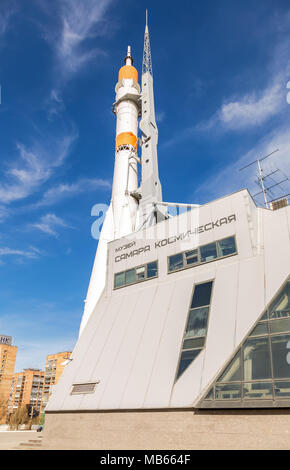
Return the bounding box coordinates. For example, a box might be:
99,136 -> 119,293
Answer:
167,235 -> 238,274
175,279 -> 214,382
113,260 -> 159,290
201,276 -> 290,405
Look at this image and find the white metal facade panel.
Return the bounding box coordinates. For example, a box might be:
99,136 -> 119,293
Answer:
120,282 -> 176,409
170,351 -> 205,408
234,256 -> 265,347
97,286 -> 158,409
53,295 -> 123,411
264,207 -> 290,306
201,262 -> 239,390
46,296 -> 110,411
80,290 -> 140,410
143,278 -> 193,408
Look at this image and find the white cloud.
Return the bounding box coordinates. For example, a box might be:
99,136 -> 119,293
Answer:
41,0 -> 113,78
30,213 -> 71,237
156,111 -> 165,123
194,12 -> 290,134
209,83 -> 284,130
46,89 -> 65,118
0,246 -> 40,259
0,205 -> 10,221
192,126 -> 290,205
0,131 -> 77,204
0,2 -> 17,36
34,177 -> 111,207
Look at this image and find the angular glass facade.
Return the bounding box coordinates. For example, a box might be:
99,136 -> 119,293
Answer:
176,281 -> 213,380
199,277 -> 290,407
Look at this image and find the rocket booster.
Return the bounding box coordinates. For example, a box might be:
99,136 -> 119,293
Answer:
111,46 -> 141,238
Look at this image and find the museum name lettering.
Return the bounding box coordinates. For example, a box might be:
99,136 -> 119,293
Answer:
115,214 -> 236,263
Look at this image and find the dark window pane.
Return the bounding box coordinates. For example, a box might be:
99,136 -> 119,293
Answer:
268,280 -> 290,319
217,236 -> 237,257
243,382 -> 273,399
243,337 -> 271,380
185,249 -> 199,265
270,317 -> 290,334
125,269 -> 135,284
274,380 -> 290,398
217,352 -> 241,383
176,349 -> 202,379
271,334 -> 290,379
200,243 -> 217,262
260,312 -> 268,321
185,307 -> 209,339
204,388 -> 214,400
191,281 -> 213,308
249,322 -> 268,336
114,272 -> 125,288
168,254 -> 183,272
147,261 -> 158,278
215,383 -> 241,400
183,337 -> 205,350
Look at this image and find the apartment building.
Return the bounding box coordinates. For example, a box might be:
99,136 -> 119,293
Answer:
41,351 -> 71,411
0,336 -> 17,423
8,369 -> 44,418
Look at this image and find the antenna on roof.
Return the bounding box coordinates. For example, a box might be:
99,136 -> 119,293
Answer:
239,149 -> 290,208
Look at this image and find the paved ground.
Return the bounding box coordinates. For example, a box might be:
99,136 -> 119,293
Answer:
0,431 -> 39,450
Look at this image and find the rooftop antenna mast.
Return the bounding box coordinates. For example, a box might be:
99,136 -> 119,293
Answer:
239,149 -> 280,208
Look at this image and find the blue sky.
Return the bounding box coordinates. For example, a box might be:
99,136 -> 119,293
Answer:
0,0 -> 289,372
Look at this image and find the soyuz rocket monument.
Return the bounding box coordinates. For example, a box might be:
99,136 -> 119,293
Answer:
80,14 -> 164,334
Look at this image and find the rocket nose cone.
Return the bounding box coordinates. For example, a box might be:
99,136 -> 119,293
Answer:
124,45 -> 133,65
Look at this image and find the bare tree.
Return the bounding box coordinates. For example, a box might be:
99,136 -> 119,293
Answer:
0,394 -> 8,424
9,406 -> 29,430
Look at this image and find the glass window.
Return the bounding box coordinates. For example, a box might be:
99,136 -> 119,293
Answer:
136,266 -> 145,281
125,269 -> 135,284
114,261 -> 158,288
185,249 -> 199,265
217,236 -> 236,257
191,281 -> 213,308
274,380 -> 290,398
169,254 -> 183,272
176,349 -> 202,379
200,242 -> 217,262
271,334 -> 290,379
114,272 -> 125,288
185,307 -> 209,339
183,337 -> 205,350
215,383 -> 241,400
175,280 -> 213,381
147,261 -> 158,278
204,388 -> 214,400
243,337 -> 271,381
270,317 -> 290,334
217,352 -> 241,383
249,322 -> 268,336
268,280 -> 290,319
243,382 -> 273,399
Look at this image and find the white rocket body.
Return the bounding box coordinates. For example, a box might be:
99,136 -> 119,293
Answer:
111,48 -> 140,238
79,47 -> 141,335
